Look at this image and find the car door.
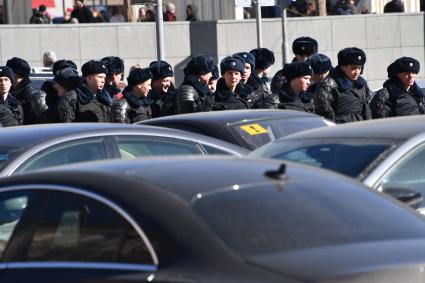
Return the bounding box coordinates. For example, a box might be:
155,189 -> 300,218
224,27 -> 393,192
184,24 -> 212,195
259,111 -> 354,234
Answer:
0,186 -> 157,283
12,138 -> 111,175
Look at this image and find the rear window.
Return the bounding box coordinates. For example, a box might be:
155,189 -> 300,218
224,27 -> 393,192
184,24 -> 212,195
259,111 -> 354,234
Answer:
193,183 -> 425,257
251,138 -> 396,178
226,117 -> 329,149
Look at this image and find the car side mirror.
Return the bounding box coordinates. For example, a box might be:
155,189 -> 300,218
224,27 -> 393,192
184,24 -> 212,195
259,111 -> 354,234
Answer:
384,188 -> 423,210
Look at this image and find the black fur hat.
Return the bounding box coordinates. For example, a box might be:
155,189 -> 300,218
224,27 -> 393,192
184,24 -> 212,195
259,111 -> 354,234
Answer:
250,48 -> 275,70
292,37 -> 318,56
149,60 -> 174,80
81,60 -> 108,77
308,53 -> 332,75
6,57 -> 30,77
127,67 -> 152,88
211,65 -> 220,80
337,47 -> 366,66
54,67 -> 81,91
185,55 -> 214,76
0,66 -> 14,82
53,59 -> 78,75
101,56 -> 124,75
233,52 -> 255,69
282,61 -> 313,81
387,57 -> 420,77
220,56 -> 244,75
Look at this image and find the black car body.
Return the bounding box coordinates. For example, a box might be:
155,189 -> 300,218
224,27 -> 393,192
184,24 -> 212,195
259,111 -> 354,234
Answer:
0,123 -> 248,176
138,109 -> 333,150
0,156 -> 425,282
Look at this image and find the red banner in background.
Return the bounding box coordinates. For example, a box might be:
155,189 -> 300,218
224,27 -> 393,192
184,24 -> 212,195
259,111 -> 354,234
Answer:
32,0 -> 56,9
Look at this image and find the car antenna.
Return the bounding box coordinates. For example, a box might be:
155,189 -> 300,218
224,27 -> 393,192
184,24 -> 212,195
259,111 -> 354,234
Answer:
264,164 -> 287,180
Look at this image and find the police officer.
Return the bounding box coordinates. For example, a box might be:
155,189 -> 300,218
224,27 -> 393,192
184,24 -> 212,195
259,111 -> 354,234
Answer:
315,47 -> 372,123
58,60 -> 112,122
0,66 -> 23,126
307,53 -> 333,95
101,56 -> 125,98
6,57 -> 41,124
213,56 -> 250,110
234,51 -> 279,109
271,36 -> 318,93
208,65 -> 219,93
111,67 -> 152,123
145,60 -> 176,118
370,57 -> 424,118
276,61 -> 314,112
249,47 -> 275,89
176,55 -> 214,114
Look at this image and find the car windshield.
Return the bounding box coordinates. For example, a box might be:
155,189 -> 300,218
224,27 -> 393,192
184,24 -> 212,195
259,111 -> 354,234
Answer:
251,138 -> 396,178
226,116 -> 329,149
193,183 -> 425,257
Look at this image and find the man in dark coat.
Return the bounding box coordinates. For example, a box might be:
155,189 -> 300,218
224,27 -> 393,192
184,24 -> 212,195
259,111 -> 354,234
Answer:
6,57 -> 42,124
314,47 -> 372,123
101,56 -> 125,98
250,47 -> 275,90
271,36 -> 318,93
58,60 -> 111,122
71,0 -> 93,23
145,60 -> 177,118
384,0 -> 405,12
370,57 -> 424,118
176,55 -> 215,114
0,66 -> 23,127
307,53 -> 333,95
111,68 -> 152,123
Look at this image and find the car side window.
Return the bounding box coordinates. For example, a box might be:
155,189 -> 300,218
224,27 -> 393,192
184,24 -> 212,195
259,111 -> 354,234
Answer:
24,191 -> 153,265
381,143 -> 425,207
0,191 -> 32,259
17,139 -> 107,173
115,136 -> 203,158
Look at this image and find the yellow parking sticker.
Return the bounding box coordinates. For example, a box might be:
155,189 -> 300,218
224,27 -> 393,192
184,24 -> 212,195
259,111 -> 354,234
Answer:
240,124 -> 269,135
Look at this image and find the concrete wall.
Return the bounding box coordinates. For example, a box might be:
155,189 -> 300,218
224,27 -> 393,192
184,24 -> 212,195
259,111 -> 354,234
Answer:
0,13 -> 423,90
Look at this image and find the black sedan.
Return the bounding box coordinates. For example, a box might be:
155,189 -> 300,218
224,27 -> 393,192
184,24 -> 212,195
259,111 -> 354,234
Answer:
137,109 -> 333,150
0,123 -> 248,177
0,156 -> 425,282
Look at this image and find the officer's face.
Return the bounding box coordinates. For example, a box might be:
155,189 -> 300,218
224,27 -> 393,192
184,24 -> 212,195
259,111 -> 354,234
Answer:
312,71 -> 330,83
0,76 -> 11,95
199,72 -> 212,85
242,63 -> 252,82
224,70 -> 241,91
86,73 -> 106,92
112,73 -> 122,85
152,77 -> 172,93
208,79 -> 218,93
341,65 -> 362,81
138,79 -> 151,97
291,75 -> 311,93
397,72 -> 417,89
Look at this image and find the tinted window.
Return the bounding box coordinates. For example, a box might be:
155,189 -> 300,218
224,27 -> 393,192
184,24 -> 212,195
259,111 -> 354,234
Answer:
25,191 -> 153,264
115,137 -> 202,158
193,183 -> 425,256
252,139 -> 394,178
18,139 -> 107,173
0,191 -> 31,259
381,143 -> 425,208
202,144 -> 232,155
227,117 -> 328,149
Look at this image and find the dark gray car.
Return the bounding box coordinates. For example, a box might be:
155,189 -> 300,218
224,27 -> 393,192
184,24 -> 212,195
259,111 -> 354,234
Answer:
0,123 -> 248,177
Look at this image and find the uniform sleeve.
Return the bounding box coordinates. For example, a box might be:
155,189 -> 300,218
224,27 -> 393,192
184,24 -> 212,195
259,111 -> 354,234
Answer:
111,99 -> 129,123
314,81 -> 336,121
58,92 -> 78,123
369,88 -> 391,119
176,85 -> 197,114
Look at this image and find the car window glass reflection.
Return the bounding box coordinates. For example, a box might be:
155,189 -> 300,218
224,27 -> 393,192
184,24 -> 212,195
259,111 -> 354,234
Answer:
115,137 -> 202,158
25,191 -> 153,264
18,139 -> 107,173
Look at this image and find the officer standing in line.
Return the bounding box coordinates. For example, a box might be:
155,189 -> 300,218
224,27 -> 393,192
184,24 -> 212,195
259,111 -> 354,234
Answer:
58,60 -> 112,122
101,56 -> 125,98
249,47 -> 275,89
176,55 -> 215,114
208,65 -> 220,93
271,36 -> 318,93
111,67 -> 152,123
145,60 -> 176,118
314,47 -> 372,123
276,61 -> 314,112
306,53 -> 333,95
0,66 -> 23,126
370,57 -> 425,118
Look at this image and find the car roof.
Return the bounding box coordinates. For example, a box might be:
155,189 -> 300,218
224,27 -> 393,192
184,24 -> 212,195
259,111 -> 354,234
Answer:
280,115 -> 425,141
0,123 -> 248,154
